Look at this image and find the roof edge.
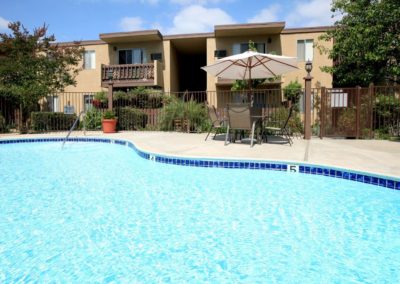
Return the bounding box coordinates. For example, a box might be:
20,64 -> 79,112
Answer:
53,40 -> 106,47
282,26 -> 334,34
99,29 -> 162,40
164,32 -> 214,40
215,22 -> 286,30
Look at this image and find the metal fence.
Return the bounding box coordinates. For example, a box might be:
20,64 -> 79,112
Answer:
320,85 -> 400,139
0,86 -> 399,139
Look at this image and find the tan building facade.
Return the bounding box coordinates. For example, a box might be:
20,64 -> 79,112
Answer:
57,22 -> 332,112
63,22 -> 332,93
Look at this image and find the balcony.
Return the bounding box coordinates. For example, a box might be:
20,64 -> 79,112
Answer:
101,60 -> 163,88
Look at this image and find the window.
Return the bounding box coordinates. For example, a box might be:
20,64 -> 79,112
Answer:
84,50 -> 96,69
47,96 -> 59,112
297,39 -> 313,61
232,42 -> 266,55
83,94 -> 94,111
118,49 -> 147,64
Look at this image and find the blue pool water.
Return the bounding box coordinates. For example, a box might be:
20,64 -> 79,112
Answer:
0,141 -> 399,283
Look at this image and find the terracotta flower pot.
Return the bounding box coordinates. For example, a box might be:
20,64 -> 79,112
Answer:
102,119 -> 117,133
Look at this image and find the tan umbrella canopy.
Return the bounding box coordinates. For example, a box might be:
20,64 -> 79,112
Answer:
201,50 -> 299,103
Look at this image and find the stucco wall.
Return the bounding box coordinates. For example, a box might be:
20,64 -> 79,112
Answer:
108,41 -> 163,65
206,37 -> 217,93
64,43 -> 109,92
215,34 -> 281,56
63,28 -> 333,94
281,32 -> 333,88
169,42 -> 179,93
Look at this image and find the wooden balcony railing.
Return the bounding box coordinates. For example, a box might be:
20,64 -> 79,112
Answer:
101,63 -> 155,86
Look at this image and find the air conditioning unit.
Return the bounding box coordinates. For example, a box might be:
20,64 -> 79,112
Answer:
214,50 -> 227,58
151,53 -> 162,61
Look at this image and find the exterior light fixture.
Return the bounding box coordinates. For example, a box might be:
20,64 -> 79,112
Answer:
305,60 -> 313,75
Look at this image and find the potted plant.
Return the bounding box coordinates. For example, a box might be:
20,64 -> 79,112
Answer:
102,110 -> 117,133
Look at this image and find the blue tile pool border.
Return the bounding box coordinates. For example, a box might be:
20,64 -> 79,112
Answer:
1,137 -> 399,191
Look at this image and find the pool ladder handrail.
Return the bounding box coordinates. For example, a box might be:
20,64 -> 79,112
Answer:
62,111 -> 86,149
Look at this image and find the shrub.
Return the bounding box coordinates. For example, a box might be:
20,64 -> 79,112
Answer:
82,108 -> 102,130
103,110 -> 116,119
283,81 -> 302,105
94,91 -> 108,103
30,112 -> 77,132
268,107 -> 303,134
127,87 -> 163,108
159,96 -> 208,132
116,107 -> 148,130
337,108 -> 356,134
374,94 -> 400,137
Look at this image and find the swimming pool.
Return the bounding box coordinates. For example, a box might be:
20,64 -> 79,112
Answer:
0,138 -> 399,282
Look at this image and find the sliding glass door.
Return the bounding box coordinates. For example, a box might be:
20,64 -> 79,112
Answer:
118,49 -> 146,64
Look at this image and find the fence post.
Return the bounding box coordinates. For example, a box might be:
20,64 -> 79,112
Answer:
108,83 -> 113,110
356,85 -> 361,139
303,73 -> 313,140
320,87 -> 326,139
368,83 -> 374,139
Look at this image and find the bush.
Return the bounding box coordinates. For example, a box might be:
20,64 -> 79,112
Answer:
0,113 -> 9,133
283,81 -> 302,105
116,107 -> 148,130
159,96 -> 208,132
374,94 -> 400,137
268,107 -> 303,134
82,108 -> 102,130
30,112 -> 77,132
94,91 -> 108,103
337,108 -> 356,134
103,110 -> 116,119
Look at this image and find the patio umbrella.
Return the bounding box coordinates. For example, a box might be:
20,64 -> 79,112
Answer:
201,50 -> 299,104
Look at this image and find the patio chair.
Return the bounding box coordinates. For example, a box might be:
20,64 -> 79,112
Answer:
224,104 -> 261,147
205,105 -> 226,141
264,105 -> 294,146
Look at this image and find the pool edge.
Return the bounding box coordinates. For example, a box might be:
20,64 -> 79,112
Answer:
1,136 -> 399,190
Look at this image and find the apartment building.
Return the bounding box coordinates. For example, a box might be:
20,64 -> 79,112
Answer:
57,22 -> 332,111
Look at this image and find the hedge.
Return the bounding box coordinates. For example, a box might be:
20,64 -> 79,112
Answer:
116,107 -> 148,130
30,112 -> 77,132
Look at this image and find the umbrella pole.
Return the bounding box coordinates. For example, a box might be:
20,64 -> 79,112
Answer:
248,68 -> 253,107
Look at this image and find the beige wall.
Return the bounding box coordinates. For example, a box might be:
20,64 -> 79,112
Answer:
215,34 -> 281,56
64,43 -> 109,92
108,41 -> 163,65
168,41 -> 179,92
63,29 -> 333,96
206,37 -> 217,93
281,32 -> 333,88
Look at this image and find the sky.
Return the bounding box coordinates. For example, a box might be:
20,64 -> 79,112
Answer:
0,0 -> 339,42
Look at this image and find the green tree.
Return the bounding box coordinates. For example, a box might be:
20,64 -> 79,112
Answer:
283,80 -> 302,104
318,0 -> 400,87
0,22 -> 83,132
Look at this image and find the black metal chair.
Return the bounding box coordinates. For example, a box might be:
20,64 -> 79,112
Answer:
264,105 -> 294,146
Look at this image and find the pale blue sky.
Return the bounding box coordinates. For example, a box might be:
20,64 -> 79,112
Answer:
1,0 -> 337,42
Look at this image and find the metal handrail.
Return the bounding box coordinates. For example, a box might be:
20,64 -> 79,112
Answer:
62,111 -> 86,149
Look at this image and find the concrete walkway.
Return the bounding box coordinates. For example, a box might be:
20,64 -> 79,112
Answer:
1,131 -> 399,178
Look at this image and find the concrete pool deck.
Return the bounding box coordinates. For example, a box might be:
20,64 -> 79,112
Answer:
1,131 -> 399,178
